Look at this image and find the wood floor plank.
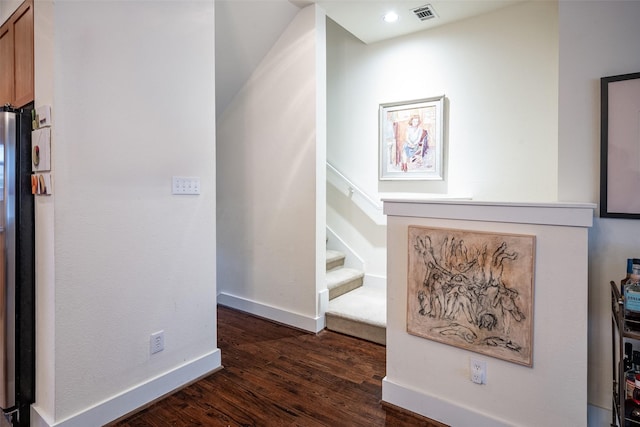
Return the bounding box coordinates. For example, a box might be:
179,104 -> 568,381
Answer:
109,306 -> 447,427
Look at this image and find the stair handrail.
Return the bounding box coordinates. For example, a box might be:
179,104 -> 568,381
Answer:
327,162 -> 382,210
326,162 -> 385,225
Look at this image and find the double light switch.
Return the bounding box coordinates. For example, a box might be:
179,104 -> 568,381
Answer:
172,176 -> 200,195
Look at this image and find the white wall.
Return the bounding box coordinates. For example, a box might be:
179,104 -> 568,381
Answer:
326,1 -> 559,278
557,1 -> 640,424
214,0 -> 299,117
384,201 -> 593,427
32,1 -> 219,425
217,5 -> 327,332
33,0 -> 55,418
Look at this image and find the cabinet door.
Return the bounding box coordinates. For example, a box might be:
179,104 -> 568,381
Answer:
0,24 -> 13,107
12,0 -> 33,108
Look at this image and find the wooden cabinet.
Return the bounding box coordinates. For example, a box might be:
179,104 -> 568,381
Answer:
0,0 -> 33,108
12,0 -> 33,107
0,24 -> 14,104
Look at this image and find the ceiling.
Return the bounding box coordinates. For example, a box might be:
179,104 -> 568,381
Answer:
215,0 -> 522,116
310,0 -> 523,44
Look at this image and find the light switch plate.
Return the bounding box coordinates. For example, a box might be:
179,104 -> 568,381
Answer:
172,176 -> 200,195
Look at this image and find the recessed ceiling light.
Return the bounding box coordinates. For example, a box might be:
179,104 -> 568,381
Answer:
383,11 -> 399,23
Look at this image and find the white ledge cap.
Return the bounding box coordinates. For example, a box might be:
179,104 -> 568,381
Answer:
382,199 -> 597,228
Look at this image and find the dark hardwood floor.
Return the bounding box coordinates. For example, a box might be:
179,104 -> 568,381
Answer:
110,305 -> 446,427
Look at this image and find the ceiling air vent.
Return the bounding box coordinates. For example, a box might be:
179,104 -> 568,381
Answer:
412,4 -> 437,21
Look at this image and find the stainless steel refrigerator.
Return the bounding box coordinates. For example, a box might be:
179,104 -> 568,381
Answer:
0,106 -> 35,427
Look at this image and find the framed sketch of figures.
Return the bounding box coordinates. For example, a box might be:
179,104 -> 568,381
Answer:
407,226 -> 535,367
379,96 -> 444,180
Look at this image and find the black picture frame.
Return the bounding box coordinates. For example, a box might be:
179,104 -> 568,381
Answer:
600,72 -> 640,218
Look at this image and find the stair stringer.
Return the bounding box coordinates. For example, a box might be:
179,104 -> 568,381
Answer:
326,226 -> 364,271
326,226 -> 386,289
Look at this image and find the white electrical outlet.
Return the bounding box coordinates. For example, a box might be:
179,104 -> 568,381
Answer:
172,176 -> 200,195
150,330 -> 165,355
470,358 -> 487,384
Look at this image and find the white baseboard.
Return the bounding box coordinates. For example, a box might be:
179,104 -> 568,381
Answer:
382,376 -> 512,427
587,403 -> 610,427
30,350 -> 221,427
218,292 -> 324,333
363,274 -> 386,290
318,288 -> 329,329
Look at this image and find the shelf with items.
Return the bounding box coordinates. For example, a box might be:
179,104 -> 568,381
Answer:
611,281 -> 640,427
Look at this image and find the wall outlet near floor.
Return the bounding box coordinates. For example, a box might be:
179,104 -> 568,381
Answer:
470,358 -> 486,384
150,330 -> 165,355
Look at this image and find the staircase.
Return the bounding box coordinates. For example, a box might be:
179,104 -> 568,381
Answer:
325,249 -> 386,345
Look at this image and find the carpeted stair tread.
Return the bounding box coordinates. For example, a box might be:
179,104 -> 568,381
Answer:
326,286 -> 386,345
327,286 -> 386,327
326,267 -> 364,299
326,249 -> 345,271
